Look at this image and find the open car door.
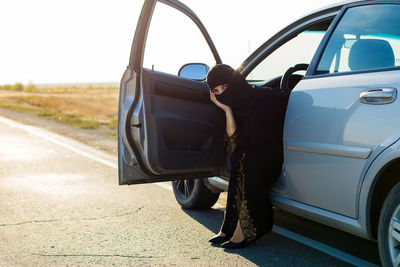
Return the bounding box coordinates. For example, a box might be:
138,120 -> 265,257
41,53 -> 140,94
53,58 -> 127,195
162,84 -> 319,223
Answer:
118,0 -> 225,185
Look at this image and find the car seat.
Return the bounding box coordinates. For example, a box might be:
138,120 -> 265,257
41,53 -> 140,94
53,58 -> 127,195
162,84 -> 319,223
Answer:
348,39 -> 395,71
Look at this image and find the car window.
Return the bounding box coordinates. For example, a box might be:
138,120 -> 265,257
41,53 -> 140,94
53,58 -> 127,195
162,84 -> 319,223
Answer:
316,4 -> 400,75
246,28 -> 327,83
142,2 -> 215,76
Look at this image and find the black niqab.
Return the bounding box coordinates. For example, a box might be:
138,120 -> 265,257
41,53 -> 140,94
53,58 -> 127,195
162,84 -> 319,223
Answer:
206,64 -> 288,153
206,64 -> 251,114
215,71 -> 252,113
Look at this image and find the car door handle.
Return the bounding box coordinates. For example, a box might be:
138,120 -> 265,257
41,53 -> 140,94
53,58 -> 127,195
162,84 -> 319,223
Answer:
359,88 -> 397,104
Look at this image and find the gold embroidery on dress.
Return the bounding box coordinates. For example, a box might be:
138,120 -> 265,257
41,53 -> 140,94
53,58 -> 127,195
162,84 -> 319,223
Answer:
222,131 -> 240,235
235,153 -> 257,242
225,132 -> 257,241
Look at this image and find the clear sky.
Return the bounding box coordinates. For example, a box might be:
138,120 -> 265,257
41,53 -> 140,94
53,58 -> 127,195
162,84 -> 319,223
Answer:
0,0 -> 341,85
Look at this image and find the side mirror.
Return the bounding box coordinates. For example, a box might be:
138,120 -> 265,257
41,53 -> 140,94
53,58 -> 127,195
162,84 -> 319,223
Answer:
178,63 -> 210,81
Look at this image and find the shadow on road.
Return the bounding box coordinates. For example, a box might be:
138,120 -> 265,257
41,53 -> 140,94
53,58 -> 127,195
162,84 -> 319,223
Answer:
182,207 -> 224,235
182,208 -> 294,266
183,206 -> 381,266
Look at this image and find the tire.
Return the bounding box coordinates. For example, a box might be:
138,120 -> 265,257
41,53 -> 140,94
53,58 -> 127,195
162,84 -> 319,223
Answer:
378,182 -> 400,267
172,178 -> 220,210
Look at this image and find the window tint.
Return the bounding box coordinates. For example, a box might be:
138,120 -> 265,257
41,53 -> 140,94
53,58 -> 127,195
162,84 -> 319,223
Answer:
247,30 -> 326,83
143,2 -> 215,76
316,4 -> 400,75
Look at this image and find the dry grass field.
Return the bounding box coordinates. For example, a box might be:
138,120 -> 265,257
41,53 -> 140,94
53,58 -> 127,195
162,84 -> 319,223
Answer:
0,85 -> 119,135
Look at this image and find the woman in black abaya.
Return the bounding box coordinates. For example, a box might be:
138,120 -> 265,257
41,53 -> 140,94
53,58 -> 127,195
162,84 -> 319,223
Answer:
207,64 -> 287,249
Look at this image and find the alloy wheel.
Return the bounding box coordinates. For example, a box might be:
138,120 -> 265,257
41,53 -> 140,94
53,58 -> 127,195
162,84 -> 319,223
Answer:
175,179 -> 194,199
389,203 -> 400,267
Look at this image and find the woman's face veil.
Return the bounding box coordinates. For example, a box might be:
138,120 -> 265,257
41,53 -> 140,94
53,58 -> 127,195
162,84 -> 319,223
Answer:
206,64 -> 251,110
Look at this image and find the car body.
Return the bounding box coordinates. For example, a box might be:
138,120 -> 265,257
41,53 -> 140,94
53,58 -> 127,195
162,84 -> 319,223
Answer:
118,0 -> 400,265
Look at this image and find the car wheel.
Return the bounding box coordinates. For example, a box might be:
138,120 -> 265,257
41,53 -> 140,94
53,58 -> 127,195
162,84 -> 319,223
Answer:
378,182 -> 400,267
172,178 -> 220,210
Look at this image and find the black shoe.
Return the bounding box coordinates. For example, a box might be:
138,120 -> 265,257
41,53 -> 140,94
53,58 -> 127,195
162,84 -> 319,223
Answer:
221,239 -> 250,249
208,235 -> 230,244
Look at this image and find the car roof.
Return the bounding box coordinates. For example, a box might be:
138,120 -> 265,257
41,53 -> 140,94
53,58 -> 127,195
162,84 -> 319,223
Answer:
301,1 -> 355,17
304,0 -> 396,17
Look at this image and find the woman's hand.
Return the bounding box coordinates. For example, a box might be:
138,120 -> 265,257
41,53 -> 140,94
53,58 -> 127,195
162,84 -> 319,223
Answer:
210,92 -> 236,137
210,92 -> 231,112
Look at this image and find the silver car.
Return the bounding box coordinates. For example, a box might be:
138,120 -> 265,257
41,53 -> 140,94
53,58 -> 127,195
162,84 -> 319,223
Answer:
117,0 -> 400,265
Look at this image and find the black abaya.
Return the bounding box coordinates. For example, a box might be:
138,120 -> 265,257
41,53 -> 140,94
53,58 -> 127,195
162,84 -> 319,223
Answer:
220,86 -> 287,242
206,64 -> 287,242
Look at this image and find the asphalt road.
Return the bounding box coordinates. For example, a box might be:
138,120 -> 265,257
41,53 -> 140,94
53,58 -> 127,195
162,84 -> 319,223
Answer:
0,116 -> 381,266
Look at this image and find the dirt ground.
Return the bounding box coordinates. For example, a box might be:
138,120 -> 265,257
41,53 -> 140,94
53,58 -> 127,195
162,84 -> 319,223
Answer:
0,88 -> 119,130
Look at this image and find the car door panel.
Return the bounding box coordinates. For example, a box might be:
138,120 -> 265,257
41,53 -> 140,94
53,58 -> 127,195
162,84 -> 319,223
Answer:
139,69 -> 225,174
118,0 -> 225,185
284,70 -> 400,218
280,2 -> 400,219
120,69 -> 225,185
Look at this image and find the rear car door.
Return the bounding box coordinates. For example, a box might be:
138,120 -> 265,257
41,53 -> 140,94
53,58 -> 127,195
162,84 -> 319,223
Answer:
118,0 -> 225,185
283,2 -> 400,218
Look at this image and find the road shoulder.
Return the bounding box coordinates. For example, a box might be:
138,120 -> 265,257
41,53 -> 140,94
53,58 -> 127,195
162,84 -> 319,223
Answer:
0,107 -> 117,155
